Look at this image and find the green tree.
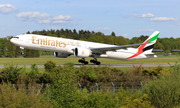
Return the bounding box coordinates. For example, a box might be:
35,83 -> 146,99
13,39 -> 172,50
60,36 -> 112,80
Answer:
137,35 -> 148,43
49,63 -> 77,107
164,50 -> 171,53
26,64 -> 40,83
114,36 -> 129,45
154,42 -> 164,50
44,60 -> 56,72
24,49 -> 31,57
24,49 -> 39,58
26,31 -> 31,34
0,83 -> 52,108
0,38 -> 5,56
129,37 -> 138,44
104,35 -> 114,44
31,49 -> 40,57
144,70 -> 180,108
0,64 -> 23,83
40,29 -> 47,35
6,36 -> 15,57
111,31 -> 116,37
15,46 -> 21,57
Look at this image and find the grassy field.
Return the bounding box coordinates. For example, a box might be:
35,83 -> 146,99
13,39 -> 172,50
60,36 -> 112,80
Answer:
0,56 -> 177,73
0,55 -> 179,65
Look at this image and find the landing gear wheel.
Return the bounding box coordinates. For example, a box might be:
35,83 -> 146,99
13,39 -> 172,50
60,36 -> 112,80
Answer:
90,59 -> 95,63
78,58 -> 88,65
84,61 -> 88,65
78,59 -> 83,63
96,61 -> 101,65
90,59 -> 101,65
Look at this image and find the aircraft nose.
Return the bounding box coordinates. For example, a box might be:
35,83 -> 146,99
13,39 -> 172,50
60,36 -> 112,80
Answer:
10,38 -> 15,43
10,38 -> 13,42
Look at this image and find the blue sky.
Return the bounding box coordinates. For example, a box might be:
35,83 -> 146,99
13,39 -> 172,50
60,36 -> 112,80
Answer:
0,0 -> 180,38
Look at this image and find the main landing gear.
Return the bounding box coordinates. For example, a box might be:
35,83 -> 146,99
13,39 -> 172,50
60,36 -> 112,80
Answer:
78,58 -> 88,65
90,59 -> 101,65
78,58 -> 101,65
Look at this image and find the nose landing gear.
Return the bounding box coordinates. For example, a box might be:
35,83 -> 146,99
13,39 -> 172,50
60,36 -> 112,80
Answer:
20,46 -> 24,55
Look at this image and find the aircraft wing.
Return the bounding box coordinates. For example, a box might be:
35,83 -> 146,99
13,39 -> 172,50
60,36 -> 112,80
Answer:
90,42 -> 151,53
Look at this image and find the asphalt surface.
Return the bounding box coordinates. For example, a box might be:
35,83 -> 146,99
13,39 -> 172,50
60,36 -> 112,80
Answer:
0,63 -> 176,68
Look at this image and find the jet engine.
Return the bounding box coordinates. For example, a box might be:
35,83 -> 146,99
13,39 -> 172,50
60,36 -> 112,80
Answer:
54,52 -> 70,58
74,47 -> 91,58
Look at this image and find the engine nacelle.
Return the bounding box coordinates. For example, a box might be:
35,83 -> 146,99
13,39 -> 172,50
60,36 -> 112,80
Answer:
54,52 -> 69,58
74,47 -> 91,58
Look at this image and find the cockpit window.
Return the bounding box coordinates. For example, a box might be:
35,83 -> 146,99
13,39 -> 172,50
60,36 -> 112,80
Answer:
14,37 -> 19,39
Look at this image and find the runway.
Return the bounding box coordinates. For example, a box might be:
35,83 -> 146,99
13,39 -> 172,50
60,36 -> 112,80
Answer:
0,63 -> 176,68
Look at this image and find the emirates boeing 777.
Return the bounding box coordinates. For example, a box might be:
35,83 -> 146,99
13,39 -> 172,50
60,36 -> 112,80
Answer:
10,31 -> 160,65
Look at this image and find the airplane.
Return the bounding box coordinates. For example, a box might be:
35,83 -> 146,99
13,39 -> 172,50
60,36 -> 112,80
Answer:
10,31 -> 160,65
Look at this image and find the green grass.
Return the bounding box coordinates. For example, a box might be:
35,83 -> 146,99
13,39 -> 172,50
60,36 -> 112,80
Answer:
0,56 -> 175,73
0,55 -> 178,65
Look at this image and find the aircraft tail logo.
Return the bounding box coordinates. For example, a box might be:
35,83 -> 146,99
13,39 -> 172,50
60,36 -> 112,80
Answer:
127,31 -> 160,59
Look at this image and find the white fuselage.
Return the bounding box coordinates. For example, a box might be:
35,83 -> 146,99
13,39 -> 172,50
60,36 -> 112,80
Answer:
10,34 -> 155,61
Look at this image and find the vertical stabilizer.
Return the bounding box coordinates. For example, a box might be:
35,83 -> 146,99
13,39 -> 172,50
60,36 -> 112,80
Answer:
127,31 -> 159,59
140,31 -> 160,54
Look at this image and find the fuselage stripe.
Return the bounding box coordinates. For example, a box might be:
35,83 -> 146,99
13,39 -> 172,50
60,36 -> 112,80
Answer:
126,39 -> 150,59
143,44 -> 155,52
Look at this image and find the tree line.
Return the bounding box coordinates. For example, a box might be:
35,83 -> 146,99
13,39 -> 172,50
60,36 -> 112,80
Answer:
1,29 -> 180,57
